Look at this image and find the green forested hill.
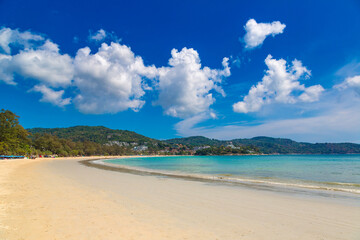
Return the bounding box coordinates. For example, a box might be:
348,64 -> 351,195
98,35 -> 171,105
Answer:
28,126 -> 158,144
2,108 -> 360,156
232,137 -> 360,154
165,136 -> 360,154
165,136 -> 223,146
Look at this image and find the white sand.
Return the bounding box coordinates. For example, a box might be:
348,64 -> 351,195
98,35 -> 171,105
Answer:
1,156 -> 360,240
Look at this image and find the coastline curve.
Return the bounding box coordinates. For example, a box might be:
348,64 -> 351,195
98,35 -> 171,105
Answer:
80,158 -> 360,196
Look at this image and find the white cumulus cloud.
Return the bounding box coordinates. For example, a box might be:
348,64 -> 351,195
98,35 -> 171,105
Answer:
1,27 -> 233,115
233,55 -> 324,113
0,28 -> 74,87
0,27 -> 74,107
155,48 -> 230,118
73,42 -> 158,114
335,75 -> 360,95
30,85 -> 71,107
10,40 -> 74,87
0,27 -> 44,54
89,29 -> 107,42
243,19 -> 286,49
0,54 -> 14,85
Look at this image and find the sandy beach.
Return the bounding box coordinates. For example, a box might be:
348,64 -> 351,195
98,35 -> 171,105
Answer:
1,156 -> 360,240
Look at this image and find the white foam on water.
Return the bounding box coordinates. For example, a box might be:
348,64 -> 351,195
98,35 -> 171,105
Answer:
91,160 -> 360,195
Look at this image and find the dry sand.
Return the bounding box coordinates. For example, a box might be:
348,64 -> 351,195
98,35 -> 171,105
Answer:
1,156 -> 359,240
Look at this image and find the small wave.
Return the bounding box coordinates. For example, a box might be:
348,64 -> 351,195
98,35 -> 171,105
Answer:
215,176 -> 360,194
94,160 -> 360,195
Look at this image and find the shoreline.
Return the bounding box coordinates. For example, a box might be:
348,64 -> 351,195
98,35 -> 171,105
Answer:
2,156 -> 360,239
1,152 -> 358,162
84,157 -> 360,196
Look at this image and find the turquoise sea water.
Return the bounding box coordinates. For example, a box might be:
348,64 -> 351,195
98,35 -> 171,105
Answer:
105,155 -> 360,193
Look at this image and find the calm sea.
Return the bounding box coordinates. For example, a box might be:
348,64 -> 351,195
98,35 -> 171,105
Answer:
105,155 -> 360,194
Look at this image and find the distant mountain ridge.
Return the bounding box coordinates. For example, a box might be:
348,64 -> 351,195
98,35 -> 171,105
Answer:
28,126 -> 360,154
166,136 -> 360,154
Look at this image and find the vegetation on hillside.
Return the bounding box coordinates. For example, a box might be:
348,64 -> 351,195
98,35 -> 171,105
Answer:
165,136 -> 223,146
1,109 -> 360,157
0,109 -> 33,155
167,136 -> 360,154
195,146 -> 260,155
29,126 -> 157,144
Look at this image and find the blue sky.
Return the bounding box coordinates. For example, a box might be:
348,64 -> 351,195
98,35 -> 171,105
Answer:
1,0 -> 360,142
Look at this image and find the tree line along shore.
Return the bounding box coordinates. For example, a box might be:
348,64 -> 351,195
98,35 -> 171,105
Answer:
1,109 -> 360,158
